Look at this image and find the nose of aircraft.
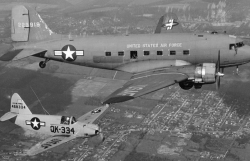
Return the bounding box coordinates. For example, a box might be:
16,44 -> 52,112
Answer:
85,124 -> 105,141
85,124 -> 100,135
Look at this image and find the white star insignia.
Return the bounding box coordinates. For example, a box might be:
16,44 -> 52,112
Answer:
54,45 -> 84,61
32,118 -> 39,128
63,46 -> 75,60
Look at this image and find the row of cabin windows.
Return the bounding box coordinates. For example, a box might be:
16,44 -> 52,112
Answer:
105,50 -> 190,57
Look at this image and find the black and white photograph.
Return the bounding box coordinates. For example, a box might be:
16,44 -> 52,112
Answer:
1,0 -> 250,160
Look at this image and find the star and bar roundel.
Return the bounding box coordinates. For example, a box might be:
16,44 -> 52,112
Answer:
26,117 -> 46,130
54,45 -> 84,61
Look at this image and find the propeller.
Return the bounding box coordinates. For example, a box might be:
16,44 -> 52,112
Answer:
215,50 -> 224,89
99,132 -> 105,142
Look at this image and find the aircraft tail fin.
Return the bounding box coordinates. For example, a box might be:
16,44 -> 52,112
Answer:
154,13 -> 183,34
154,15 -> 165,34
1,93 -> 32,121
11,5 -> 56,42
10,93 -> 32,115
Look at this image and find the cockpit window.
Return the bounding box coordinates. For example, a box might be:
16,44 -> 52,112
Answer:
236,42 -> 244,48
61,116 -> 70,125
71,117 -> 77,124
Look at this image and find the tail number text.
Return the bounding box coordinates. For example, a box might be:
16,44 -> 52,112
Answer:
50,126 -> 75,134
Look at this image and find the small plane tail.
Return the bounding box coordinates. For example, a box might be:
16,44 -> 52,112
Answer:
10,93 -> 32,115
1,93 -> 32,121
154,13 -> 183,34
11,5 -> 56,42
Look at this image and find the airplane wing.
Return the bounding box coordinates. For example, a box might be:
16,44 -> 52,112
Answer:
77,105 -> 109,124
0,48 -> 47,61
103,71 -> 188,104
26,135 -> 76,156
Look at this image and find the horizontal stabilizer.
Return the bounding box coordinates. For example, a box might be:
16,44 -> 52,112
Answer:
0,112 -> 17,121
0,48 -> 47,61
12,49 -> 47,61
0,49 -> 23,61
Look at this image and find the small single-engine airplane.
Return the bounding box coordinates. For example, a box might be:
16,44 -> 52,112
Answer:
0,93 -> 108,156
1,5 -> 250,104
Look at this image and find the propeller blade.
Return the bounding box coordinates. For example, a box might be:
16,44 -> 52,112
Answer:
218,76 -> 220,88
215,76 -> 220,90
216,50 -> 220,73
216,75 -> 220,90
215,50 -> 222,89
99,132 -> 105,142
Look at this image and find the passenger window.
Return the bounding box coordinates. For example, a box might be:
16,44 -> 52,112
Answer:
130,51 -> 137,59
170,51 -> 176,55
236,42 -> 244,48
118,51 -> 124,56
157,51 -> 163,55
183,50 -> 189,55
105,52 -> 111,56
144,51 -> 150,56
229,44 -> 236,50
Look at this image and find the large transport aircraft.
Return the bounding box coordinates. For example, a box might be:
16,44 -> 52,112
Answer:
0,93 -> 107,156
1,5 -> 250,104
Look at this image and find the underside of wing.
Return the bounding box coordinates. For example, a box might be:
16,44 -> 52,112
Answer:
103,71 -> 188,104
0,48 -> 47,61
26,135 -> 75,156
77,105 -> 109,124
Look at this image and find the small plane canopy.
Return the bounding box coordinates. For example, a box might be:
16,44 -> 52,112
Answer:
61,116 -> 77,125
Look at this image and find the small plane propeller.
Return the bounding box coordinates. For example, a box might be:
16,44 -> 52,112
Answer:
215,50 -> 224,89
99,132 -> 105,142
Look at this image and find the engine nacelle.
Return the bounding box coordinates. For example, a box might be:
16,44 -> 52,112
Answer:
194,63 -> 216,84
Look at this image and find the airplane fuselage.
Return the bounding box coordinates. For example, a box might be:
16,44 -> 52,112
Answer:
16,32 -> 250,73
13,114 -> 95,137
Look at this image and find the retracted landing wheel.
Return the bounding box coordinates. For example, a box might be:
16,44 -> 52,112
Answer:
39,61 -> 46,68
179,81 -> 194,90
194,83 -> 202,89
39,58 -> 50,68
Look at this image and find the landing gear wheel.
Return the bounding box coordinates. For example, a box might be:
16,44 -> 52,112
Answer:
39,61 -> 46,68
39,58 -> 50,68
